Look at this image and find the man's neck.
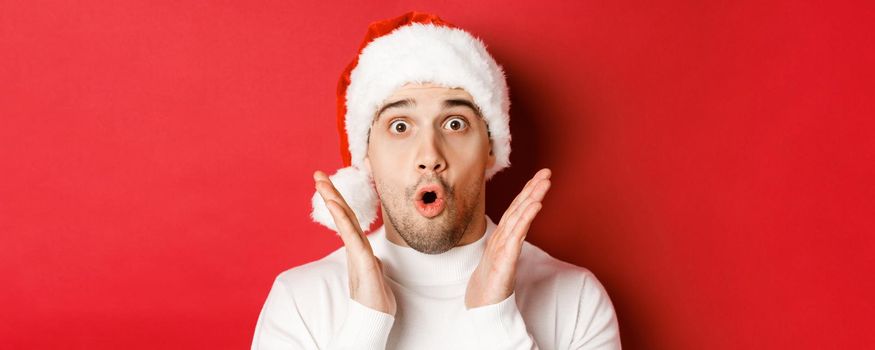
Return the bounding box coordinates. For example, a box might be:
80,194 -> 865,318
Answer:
384,211 -> 487,248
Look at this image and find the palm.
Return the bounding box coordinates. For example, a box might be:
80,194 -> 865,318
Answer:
314,170 -> 397,316
465,168 -> 552,309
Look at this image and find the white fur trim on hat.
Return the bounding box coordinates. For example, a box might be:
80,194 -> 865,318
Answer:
310,166 -> 379,233
344,22 -> 512,180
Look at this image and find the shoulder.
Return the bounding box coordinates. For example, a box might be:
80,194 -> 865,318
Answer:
515,241 -> 621,345
254,247 -> 353,348
516,241 -> 612,300
272,246 -> 349,301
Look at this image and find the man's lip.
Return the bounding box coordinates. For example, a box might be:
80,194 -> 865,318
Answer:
415,197 -> 445,218
415,183 -> 445,201
413,183 -> 447,218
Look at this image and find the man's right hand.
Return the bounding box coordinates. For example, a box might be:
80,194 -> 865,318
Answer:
314,170 -> 397,316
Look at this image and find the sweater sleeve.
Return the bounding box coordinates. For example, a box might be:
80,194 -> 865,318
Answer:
326,297 -> 396,350
251,278 -> 320,350
464,292 -> 540,350
569,272 -> 622,349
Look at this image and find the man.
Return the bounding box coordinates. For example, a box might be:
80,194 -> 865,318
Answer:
252,11 -> 621,350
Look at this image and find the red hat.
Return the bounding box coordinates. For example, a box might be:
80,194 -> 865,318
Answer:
335,11 -> 457,167
312,11 -> 512,233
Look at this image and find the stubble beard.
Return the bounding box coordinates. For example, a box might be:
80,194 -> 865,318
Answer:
377,174 -> 483,255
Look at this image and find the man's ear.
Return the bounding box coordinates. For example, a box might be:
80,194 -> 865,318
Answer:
486,140 -> 496,169
362,155 -> 382,201
363,155 -> 372,175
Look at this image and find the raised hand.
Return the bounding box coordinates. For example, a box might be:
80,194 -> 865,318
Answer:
465,168 -> 552,309
314,170 -> 397,316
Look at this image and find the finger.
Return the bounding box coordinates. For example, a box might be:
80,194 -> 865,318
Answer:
499,178 -> 551,240
314,171 -> 363,232
314,171 -> 377,257
375,257 -> 385,272
314,171 -> 354,213
526,177 -> 551,204
313,172 -> 360,231
508,201 -> 543,249
487,201 -> 543,274
498,169 -> 551,228
511,169 -> 551,209
315,179 -> 360,226
324,199 -> 374,257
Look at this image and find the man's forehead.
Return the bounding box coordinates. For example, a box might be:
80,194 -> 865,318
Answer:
375,86 -> 483,121
387,82 -> 472,98
379,83 -> 474,110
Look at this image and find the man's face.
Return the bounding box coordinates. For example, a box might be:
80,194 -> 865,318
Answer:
365,82 -> 496,254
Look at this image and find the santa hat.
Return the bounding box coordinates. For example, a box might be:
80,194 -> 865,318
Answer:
311,11 -> 512,233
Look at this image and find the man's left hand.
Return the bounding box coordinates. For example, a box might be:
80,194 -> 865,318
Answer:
465,168 -> 552,309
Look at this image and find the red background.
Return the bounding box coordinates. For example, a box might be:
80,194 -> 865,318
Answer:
2,1 -> 872,349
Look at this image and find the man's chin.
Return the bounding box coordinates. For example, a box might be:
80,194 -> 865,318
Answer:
397,211 -> 461,254
405,236 -> 457,255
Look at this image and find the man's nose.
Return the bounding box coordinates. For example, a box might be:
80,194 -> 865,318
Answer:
415,131 -> 446,175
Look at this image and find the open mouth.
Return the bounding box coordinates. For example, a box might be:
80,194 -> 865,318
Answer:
414,184 -> 446,218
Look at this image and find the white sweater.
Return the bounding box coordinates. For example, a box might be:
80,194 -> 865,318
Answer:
251,215 -> 621,349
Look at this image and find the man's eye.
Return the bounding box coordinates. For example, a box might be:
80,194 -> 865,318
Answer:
389,120 -> 409,134
444,117 -> 468,131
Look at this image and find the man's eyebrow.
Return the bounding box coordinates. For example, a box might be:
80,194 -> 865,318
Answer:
374,98 -> 416,124
443,98 -> 483,118
373,97 -> 484,125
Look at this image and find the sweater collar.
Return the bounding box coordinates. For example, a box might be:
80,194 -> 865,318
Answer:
368,215 -> 497,286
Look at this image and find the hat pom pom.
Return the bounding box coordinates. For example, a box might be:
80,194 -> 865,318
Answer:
310,166 -> 379,233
